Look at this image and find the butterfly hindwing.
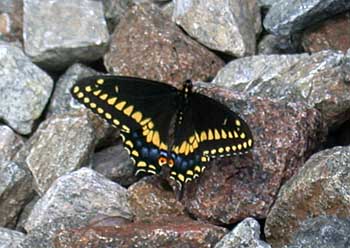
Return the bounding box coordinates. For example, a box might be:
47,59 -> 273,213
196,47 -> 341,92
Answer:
71,76 -> 178,175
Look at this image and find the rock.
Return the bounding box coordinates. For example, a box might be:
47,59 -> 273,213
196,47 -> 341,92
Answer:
54,216 -> 226,248
24,168 -> 132,233
14,111 -> 96,195
214,217 -> 271,248
128,177 -> 186,221
256,0 -> 277,9
265,146 -> 350,247
0,42 -> 53,134
102,0 -> 133,32
213,51 -> 350,128
0,161 -> 33,228
0,0 -> 22,42
182,84 -> 325,224
257,34 -> 297,54
104,3 -> 224,86
264,0 -> 350,36
23,0 -> 109,71
173,0 -> 257,57
302,12 -> 350,53
0,227 -> 26,248
286,216 -> 350,248
92,142 -> 137,186
0,125 -> 24,164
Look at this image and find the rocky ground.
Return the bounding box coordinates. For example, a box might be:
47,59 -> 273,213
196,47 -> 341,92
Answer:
0,0 -> 350,247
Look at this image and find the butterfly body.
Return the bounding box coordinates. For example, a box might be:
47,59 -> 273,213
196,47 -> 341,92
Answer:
71,76 -> 253,188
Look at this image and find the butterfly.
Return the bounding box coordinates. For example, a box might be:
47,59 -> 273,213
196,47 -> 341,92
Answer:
71,76 -> 253,188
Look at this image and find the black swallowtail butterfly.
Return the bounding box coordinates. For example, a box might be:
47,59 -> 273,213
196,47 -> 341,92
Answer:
71,76 -> 253,188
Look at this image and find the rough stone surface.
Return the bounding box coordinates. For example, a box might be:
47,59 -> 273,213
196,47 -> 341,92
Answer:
0,161 -> 33,228
128,177 -> 186,222
256,0 -> 277,9
0,125 -> 24,164
214,218 -> 271,248
173,0 -> 256,57
104,3 -> 224,87
257,34 -> 297,54
54,216 -> 227,248
302,11 -> 350,53
286,216 -> 350,248
181,84 -> 325,225
265,146 -> 350,247
92,142 -> 137,186
0,0 -> 22,42
24,168 -> 132,233
14,111 -> 96,195
23,0 -> 109,70
102,0 -> 133,32
213,51 -> 350,128
0,227 -> 26,248
0,42 -> 53,134
264,0 -> 350,36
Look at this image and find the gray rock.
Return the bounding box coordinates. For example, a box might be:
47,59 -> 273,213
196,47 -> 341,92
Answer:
265,146 -> 350,247
213,50 -> 350,127
264,0 -> 350,36
173,0 -> 256,57
92,142 -> 137,186
0,42 -> 53,134
0,227 -> 25,248
24,168 -> 132,233
23,0 -> 109,70
215,218 -> 271,248
256,0 -> 279,9
257,34 -> 297,54
14,111 -> 96,195
103,0 -> 133,32
0,161 -> 33,228
0,125 -> 24,164
286,216 -> 350,248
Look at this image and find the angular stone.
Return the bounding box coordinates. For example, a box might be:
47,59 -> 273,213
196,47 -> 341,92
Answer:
0,125 -> 24,164
104,3 -> 224,86
182,84 -> 325,224
302,12 -> 350,53
102,0 -> 133,32
265,146 -> 350,247
0,227 -> 26,248
213,51 -> 350,128
24,168 -> 132,233
92,143 -> 137,186
256,0 -> 277,9
286,216 -> 350,248
257,34 -> 297,54
173,0 -> 256,57
214,218 -> 271,248
128,177 -> 186,222
54,216 -> 226,248
23,0 -> 109,70
14,111 -> 96,195
0,0 -> 22,42
0,42 -> 53,134
0,161 -> 33,228
264,0 -> 350,36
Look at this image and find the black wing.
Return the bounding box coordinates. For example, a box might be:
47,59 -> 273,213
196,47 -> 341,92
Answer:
71,76 -> 179,175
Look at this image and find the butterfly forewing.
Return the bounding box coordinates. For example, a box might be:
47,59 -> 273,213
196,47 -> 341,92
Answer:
71,76 -> 178,175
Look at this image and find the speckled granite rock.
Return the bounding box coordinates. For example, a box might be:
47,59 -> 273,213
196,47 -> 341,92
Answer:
286,216 -> 350,248
0,125 -> 24,164
14,111 -> 96,195
264,0 -> 350,36
214,218 -> 271,248
182,84 -> 325,225
0,227 -> 26,248
102,0 -> 133,32
265,146 -> 350,247
0,0 -> 22,42
213,51 -> 350,128
302,12 -> 350,53
24,168 -> 132,233
54,216 -> 226,248
173,0 -> 257,57
0,42 -> 53,134
0,161 -> 33,228
104,3 -> 224,86
257,34 -> 297,54
23,0 -> 109,70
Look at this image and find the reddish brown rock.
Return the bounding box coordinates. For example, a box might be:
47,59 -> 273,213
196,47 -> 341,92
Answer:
302,12 -> 350,53
181,84 -> 326,225
0,1 -> 22,42
54,216 -> 227,248
104,3 -> 225,87
128,176 -> 186,222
